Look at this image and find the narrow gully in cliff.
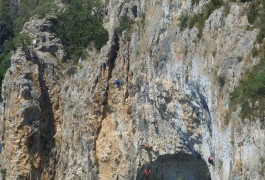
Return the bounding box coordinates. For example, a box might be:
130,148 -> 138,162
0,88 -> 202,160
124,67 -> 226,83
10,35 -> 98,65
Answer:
93,33 -> 120,170
102,32 -> 120,118
124,41 -> 131,101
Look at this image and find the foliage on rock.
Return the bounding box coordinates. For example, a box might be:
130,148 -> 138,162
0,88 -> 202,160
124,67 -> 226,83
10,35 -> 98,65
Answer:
55,0 -> 108,60
0,0 -> 54,101
229,0 -> 265,122
188,0 -> 224,37
116,16 -> 133,35
230,58 -> 265,121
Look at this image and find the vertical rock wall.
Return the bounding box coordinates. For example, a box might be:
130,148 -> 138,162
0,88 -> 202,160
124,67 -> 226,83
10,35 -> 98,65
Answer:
0,0 -> 265,180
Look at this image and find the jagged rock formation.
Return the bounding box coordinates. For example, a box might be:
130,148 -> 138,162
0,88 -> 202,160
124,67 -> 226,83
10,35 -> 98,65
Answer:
0,0 -> 265,180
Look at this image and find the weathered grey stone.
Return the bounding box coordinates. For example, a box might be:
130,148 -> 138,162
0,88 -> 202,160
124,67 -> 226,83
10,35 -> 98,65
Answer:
0,1 -> 264,180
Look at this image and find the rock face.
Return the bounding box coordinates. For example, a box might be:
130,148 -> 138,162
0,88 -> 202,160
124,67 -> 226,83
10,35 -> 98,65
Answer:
0,16 -> 63,179
1,0 -> 265,180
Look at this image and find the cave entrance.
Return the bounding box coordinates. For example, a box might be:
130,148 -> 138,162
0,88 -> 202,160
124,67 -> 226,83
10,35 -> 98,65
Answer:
136,152 -> 211,180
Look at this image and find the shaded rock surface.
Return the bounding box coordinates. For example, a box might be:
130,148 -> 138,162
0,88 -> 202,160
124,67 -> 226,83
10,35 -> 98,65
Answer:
0,0 -> 265,180
136,153 -> 211,180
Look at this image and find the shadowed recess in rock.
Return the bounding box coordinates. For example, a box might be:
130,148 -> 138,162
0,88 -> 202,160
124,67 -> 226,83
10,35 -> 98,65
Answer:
136,152 -> 211,180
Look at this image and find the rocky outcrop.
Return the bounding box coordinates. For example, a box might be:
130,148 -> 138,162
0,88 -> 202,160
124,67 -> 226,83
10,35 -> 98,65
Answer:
1,0 -> 265,180
0,16 -> 63,179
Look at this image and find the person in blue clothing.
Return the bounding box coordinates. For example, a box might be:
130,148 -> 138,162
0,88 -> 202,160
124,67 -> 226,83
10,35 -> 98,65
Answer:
114,78 -> 121,89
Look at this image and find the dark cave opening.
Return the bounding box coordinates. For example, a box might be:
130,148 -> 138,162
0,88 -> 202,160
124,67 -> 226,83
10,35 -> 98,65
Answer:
136,152 -> 211,180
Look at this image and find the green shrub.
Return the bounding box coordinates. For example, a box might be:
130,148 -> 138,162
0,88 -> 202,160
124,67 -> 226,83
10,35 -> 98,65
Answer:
188,0 -> 224,38
256,1 -> 265,43
56,0 -> 108,60
0,51 -> 11,102
224,2 -> 230,17
252,46 -> 259,57
237,56 -> 243,62
116,16 -> 133,35
247,2 -> 258,24
66,66 -> 77,76
218,159 -> 223,169
217,74 -> 226,88
14,0 -> 55,33
192,0 -> 200,6
0,0 -> 54,100
230,58 -> 265,121
12,32 -> 32,51
179,13 -> 188,31
228,0 -> 265,123
188,14 -> 199,29
0,168 -> 6,180
140,13 -> 146,26
105,104 -> 112,112
0,0 -> 14,45
177,176 -> 184,180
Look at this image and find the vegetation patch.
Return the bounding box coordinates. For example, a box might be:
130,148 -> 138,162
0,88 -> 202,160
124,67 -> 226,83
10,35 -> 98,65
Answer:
0,0 -> 54,101
256,0 -> 265,43
0,32 -> 31,101
223,2 -> 231,17
247,1 -> 259,24
65,66 -> 77,76
179,13 -> 188,31
188,0 -> 224,37
228,0 -> 265,123
192,0 -> 200,6
0,168 -> 6,180
230,57 -> 265,121
217,74 -> 226,89
55,0 -> 108,60
115,15 -> 133,35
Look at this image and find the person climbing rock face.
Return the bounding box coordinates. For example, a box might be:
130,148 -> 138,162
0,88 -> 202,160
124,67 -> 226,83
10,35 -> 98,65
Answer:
140,144 -> 151,151
143,168 -> 151,179
208,154 -> 214,166
150,116 -> 156,124
114,79 -> 121,90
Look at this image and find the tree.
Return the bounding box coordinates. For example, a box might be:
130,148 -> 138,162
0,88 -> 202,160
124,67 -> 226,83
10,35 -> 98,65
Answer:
0,0 -> 14,45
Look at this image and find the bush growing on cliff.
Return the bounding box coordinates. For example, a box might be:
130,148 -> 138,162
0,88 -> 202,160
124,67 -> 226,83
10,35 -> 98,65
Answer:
192,0 -> 200,6
14,0 -> 55,33
0,168 -> 6,180
179,13 -> 188,31
188,0 -> 224,37
0,0 -> 55,101
247,2 -> 259,24
228,0 -> 265,123
116,16 -> 133,35
0,33 -> 31,101
230,58 -> 265,121
0,50 -> 11,101
217,74 -> 226,89
55,0 -> 108,60
256,0 -> 265,43
0,0 -> 14,45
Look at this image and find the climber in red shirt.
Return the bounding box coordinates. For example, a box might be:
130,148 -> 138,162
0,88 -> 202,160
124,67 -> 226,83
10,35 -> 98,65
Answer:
144,168 -> 151,179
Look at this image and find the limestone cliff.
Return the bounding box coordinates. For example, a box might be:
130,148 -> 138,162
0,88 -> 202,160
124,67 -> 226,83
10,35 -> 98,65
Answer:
1,0 -> 265,180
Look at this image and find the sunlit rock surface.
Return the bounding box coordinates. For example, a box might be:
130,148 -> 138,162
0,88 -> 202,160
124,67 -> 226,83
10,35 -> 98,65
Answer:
0,0 -> 265,180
